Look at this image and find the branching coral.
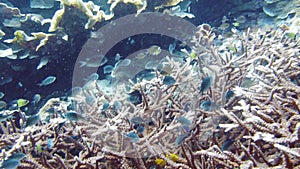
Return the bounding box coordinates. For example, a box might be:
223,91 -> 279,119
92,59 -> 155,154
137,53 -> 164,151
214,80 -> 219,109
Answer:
1,24 -> 300,168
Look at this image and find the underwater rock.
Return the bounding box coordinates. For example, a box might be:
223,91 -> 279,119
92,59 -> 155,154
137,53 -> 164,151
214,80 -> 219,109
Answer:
30,0 -> 54,9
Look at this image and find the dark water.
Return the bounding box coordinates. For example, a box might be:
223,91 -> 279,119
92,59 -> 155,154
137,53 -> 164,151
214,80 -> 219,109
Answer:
0,0 -> 244,109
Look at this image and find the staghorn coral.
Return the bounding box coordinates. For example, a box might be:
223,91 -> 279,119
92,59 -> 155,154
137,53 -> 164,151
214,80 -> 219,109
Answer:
1,24 -> 300,168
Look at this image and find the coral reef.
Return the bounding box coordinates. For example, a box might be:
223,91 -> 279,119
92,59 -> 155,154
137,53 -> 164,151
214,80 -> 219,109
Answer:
1,23 -> 299,168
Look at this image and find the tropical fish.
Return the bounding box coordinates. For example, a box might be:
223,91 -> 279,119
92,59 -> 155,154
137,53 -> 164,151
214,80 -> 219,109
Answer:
47,138 -> 54,149
0,100 -> 7,110
125,132 -> 139,142
32,94 -> 41,105
79,55 -> 108,68
25,114 -> 40,127
36,57 -> 48,70
128,90 -> 142,105
113,100 -> 122,111
166,153 -> 179,162
147,45 -> 161,56
163,76 -> 176,86
199,100 -> 212,111
38,76 -> 56,86
84,73 -> 99,82
224,90 -> 234,100
0,73 -> 13,86
103,65 -> 114,74
155,158 -> 166,167
17,98 -> 29,108
130,116 -> 146,124
199,76 -> 212,94
176,116 -> 192,126
85,95 -> 96,106
135,124 -> 144,133
64,111 -> 83,121
175,133 -> 189,146
0,112 -> 13,122
0,152 -> 26,169
221,139 -> 234,151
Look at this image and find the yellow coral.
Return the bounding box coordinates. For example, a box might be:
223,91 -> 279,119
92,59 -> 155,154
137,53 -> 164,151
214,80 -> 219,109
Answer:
48,7 -> 65,32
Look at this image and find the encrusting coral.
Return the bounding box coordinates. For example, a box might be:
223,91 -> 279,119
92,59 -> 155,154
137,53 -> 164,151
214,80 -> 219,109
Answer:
1,22 -> 299,168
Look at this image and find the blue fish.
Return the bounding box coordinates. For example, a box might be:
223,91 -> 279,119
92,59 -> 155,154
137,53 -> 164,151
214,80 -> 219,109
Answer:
130,116 -> 145,124
175,133 -> 189,146
224,90 -> 234,100
199,76 -> 212,94
125,132 -> 139,142
200,100 -> 212,111
38,76 -> 56,87
1,152 -> 26,169
136,125 -> 144,133
176,116 -> 192,126
64,111 -> 83,121
24,114 -> 40,127
163,76 -> 176,86
128,90 -> 142,105
0,113 -> 13,122
113,101 -> 122,111
102,102 -> 110,110
47,138 -> 54,149
221,139 -> 234,151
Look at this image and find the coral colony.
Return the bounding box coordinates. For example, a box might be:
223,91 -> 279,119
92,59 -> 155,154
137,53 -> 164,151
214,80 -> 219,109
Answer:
1,0 -> 300,168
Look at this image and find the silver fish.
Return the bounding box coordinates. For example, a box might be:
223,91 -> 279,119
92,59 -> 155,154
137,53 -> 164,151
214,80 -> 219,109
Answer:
38,76 -> 56,86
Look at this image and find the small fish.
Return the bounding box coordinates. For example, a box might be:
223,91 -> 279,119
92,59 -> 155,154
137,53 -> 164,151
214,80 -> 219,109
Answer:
47,138 -> 54,149
221,139 -> 234,151
0,113 -> 13,122
113,100 -> 122,111
25,114 -> 40,127
85,96 -> 96,106
175,133 -> 189,146
102,102 -> 110,110
163,76 -> 176,86
224,90 -> 234,100
38,76 -> 56,86
32,94 -> 41,105
84,73 -> 99,82
147,45 -> 161,56
136,125 -> 144,133
64,111 -> 83,121
128,90 -> 142,105
200,100 -> 212,111
176,116 -> 192,126
0,100 -> 7,110
130,116 -> 146,124
169,42 -> 176,54
103,65 -> 114,74
199,76 -> 212,94
166,153 -> 179,162
125,132 -> 139,142
155,159 -> 166,167
0,152 -> 26,169
79,55 -> 108,68
17,98 -> 29,108
36,143 -> 43,153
